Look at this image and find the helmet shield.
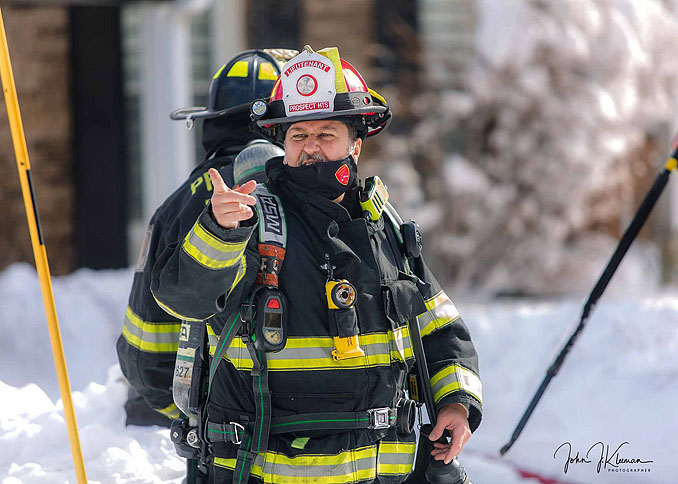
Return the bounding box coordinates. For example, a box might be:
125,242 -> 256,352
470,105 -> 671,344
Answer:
251,47 -> 391,141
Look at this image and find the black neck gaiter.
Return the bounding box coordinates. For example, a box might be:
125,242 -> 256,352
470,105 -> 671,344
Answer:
285,155 -> 358,200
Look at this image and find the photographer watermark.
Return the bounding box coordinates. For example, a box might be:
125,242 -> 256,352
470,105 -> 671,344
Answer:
554,441 -> 653,475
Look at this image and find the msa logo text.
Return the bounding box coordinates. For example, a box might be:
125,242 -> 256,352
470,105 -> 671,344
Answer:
260,195 -> 283,236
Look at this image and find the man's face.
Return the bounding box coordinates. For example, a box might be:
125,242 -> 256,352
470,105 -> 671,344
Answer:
283,120 -> 362,167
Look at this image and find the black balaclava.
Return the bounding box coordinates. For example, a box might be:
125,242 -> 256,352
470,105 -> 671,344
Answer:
285,155 -> 359,200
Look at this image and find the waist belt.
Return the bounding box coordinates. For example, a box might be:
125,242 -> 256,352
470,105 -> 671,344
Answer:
207,407 -> 397,444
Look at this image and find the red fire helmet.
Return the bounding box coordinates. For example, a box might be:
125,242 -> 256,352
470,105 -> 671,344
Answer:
250,46 -> 392,142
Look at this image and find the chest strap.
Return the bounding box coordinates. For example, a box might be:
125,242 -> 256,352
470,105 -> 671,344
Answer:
207,407 -> 398,443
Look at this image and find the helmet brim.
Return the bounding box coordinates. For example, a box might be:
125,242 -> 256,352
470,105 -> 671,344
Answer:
255,105 -> 387,127
170,104 -> 249,121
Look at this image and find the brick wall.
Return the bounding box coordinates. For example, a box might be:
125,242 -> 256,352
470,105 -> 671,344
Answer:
0,6 -> 73,275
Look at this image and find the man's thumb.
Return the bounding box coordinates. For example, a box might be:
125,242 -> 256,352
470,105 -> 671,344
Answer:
428,422 -> 445,441
235,179 -> 257,194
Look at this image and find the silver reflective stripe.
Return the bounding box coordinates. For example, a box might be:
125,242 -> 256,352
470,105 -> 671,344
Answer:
377,441 -> 416,475
122,306 -> 180,352
214,445 -> 380,482
417,291 -> 461,337
431,363 -> 483,404
390,325 -> 412,362
262,451 -> 375,478
253,184 -> 286,247
207,323 -> 219,347
183,221 -> 247,269
123,318 -> 180,345
208,333 -> 412,371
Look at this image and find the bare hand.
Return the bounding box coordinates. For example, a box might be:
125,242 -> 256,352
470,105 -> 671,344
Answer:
208,168 -> 257,229
429,403 -> 472,464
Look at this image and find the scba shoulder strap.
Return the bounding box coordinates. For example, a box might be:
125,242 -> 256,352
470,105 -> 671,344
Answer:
226,183 -> 288,484
252,183 -> 287,285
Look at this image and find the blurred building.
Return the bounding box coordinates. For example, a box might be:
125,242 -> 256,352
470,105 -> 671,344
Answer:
2,0 -> 676,293
0,0 -> 450,274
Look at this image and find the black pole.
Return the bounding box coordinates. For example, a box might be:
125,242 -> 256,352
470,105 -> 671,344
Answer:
500,147 -> 678,456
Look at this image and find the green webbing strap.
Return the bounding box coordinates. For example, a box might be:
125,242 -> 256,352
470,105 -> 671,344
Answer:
233,430 -> 254,484
207,408 -> 398,442
232,339 -> 271,484
270,408 -> 397,433
207,312 -> 243,397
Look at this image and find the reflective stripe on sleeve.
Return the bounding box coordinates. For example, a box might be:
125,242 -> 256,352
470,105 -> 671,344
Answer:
121,306 -> 181,352
182,220 -> 248,270
206,329 -> 414,372
229,253 -> 247,293
416,291 -> 461,337
151,291 -> 207,322
155,402 -> 180,420
430,363 -> 483,405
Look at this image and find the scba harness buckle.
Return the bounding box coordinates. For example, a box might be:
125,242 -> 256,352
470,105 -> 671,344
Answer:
229,421 -> 245,445
367,407 -> 391,429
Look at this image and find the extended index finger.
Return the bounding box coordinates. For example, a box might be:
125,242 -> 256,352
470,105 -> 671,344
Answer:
208,168 -> 229,194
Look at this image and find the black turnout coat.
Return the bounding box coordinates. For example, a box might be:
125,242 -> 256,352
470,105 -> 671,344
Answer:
150,158 -> 483,484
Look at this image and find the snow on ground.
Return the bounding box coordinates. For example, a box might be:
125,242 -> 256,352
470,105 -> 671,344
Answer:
1,263 -> 676,483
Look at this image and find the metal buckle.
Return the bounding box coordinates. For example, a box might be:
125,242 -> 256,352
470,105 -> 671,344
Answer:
367,407 -> 391,429
229,422 -> 244,445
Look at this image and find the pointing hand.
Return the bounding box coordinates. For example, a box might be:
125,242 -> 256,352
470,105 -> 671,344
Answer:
208,168 -> 257,230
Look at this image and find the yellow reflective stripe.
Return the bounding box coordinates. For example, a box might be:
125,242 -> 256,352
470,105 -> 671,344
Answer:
209,331 -> 413,371
182,221 -> 248,270
390,325 -> 412,362
122,325 -> 179,353
258,62 -> 278,80
368,88 -> 386,104
155,402 -> 180,419
418,291 -> 461,337
206,322 -> 219,347
430,363 -> 483,404
377,441 -> 416,475
212,64 -> 226,80
424,291 -> 447,311
124,307 -> 180,333
121,306 -> 180,352
214,445 -> 379,483
317,46 -> 347,94
227,60 -> 249,77
151,290 -> 207,322
229,253 -> 247,293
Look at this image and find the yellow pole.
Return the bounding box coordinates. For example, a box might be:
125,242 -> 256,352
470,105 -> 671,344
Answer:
0,7 -> 87,483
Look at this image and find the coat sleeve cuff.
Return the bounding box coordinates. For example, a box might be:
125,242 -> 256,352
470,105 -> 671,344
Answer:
200,202 -> 258,243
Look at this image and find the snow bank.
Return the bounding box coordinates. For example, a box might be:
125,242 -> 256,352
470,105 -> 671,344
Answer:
1,265 -> 676,483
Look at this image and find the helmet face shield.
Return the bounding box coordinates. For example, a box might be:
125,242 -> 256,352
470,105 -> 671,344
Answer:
251,47 -> 392,141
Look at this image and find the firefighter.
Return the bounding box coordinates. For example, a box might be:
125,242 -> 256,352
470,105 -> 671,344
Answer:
116,49 -> 297,427
151,46 -> 482,484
